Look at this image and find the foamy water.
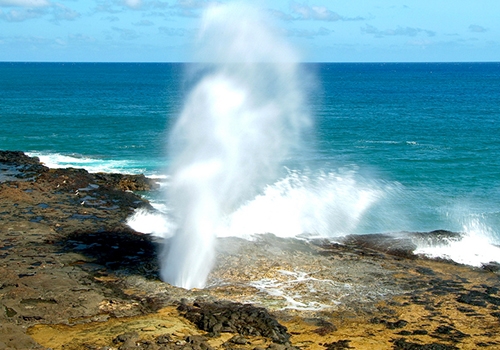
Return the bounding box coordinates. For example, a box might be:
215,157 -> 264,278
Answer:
27,151 -> 167,179
415,219 -> 500,267
248,272 -> 336,311
127,170 -> 500,271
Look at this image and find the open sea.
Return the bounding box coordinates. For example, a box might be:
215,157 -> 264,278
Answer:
1,62 -> 500,268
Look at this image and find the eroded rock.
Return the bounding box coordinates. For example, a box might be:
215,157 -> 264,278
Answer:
179,300 -> 291,344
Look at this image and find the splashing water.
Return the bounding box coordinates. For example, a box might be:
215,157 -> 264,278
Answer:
129,168 -> 387,239
160,3 -> 311,289
415,217 -> 500,267
216,169 -> 384,239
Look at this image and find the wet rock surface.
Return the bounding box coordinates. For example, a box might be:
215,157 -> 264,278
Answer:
1,151 -> 500,349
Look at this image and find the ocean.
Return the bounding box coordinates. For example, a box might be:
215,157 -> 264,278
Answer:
1,61 -> 499,269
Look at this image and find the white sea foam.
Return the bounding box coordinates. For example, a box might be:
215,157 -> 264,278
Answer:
415,218 -> 500,267
127,208 -> 175,238
128,169 -> 385,240
27,151 -> 156,176
216,169 -> 383,239
128,173 -> 500,270
248,270 -> 340,311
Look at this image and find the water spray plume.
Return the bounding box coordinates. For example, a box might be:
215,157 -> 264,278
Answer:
160,3 -> 310,289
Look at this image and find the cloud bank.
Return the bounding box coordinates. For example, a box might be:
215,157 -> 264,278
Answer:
0,0 -> 79,22
362,24 -> 436,38
0,0 -> 50,7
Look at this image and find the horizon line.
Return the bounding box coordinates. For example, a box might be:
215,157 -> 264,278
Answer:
1,60 -> 500,64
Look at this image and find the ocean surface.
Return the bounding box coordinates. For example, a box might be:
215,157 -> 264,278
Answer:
1,62 -> 499,267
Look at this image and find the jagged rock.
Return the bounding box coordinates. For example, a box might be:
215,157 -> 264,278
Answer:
95,173 -> 160,191
0,150 -> 43,166
179,300 -> 291,344
338,234 -> 417,259
0,150 -> 48,181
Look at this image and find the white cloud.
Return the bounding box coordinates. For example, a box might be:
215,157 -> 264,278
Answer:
0,0 -> 50,7
286,27 -> 332,39
102,15 -> 119,22
3,34 -> 52,45
122,0 -> 141,9
406,38 -> 433,48
174,0 -> 208,9
288,2 -> 364,22
267,8 -> 294,21
158,26 -> 195,36
112,26 -> 140,40
469,24 -> 488,33
68,33 -> 97,43
133,19 -> 154,26
0,1 -> 80,22
0,7 -> 44,21
52,3 -> 79,22
91,0 -> 169,15
170,0 -> 220,17
54,37 -> 66,45
145,0 -> 169,9
291,2 -> 341,21
362,24 -> 436,38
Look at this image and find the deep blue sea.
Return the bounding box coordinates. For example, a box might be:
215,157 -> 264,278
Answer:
1,62 -> 499,266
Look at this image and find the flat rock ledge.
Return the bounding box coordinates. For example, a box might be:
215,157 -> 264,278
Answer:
1,151 -> 500,350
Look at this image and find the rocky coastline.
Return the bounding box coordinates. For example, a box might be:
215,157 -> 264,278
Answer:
1,151 -> 499,349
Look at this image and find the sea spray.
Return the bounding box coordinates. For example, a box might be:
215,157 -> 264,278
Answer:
160,3 -> 310,289
414,217 -> 500,267
216,169 -> 386,239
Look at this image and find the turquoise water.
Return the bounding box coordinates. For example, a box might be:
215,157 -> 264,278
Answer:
1,62 -> 500,260
311,63 -> 500,236
0,62 -> 183,174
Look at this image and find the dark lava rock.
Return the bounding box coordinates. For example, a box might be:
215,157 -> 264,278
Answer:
456,290 -> 500,307
312,321 -> 337,336
178,300 -> 291,344
266,343 -> 298,350
63,230 -> 158,273
0,150 -> 43,166
95,173 -> 160,191
339,234 -> 417,259
431,325 -> 469,342
409,230 -> 462,246
302,318 -> 337,336
370,317 -> 408,329
425,278 -> 465,296
0,150 -> 48,180
228,335 -> 249,345
491,312 -> 500,321
113,331 -> 140,349
397,331 -> 413,336
481,262 -> 500,272
415,267 -> 436,276
324,340 -> 353,349
476,341 -> 500,348
185,335 -> 214,350
114,331 -> 140,343
392,338 -> 459,350
155,334 -> 173,344
1,150 -> 158,193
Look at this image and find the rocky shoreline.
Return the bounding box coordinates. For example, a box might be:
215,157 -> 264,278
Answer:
1,151 -> 499,349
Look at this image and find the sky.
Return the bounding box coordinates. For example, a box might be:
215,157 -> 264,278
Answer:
0,0 -> 498,62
